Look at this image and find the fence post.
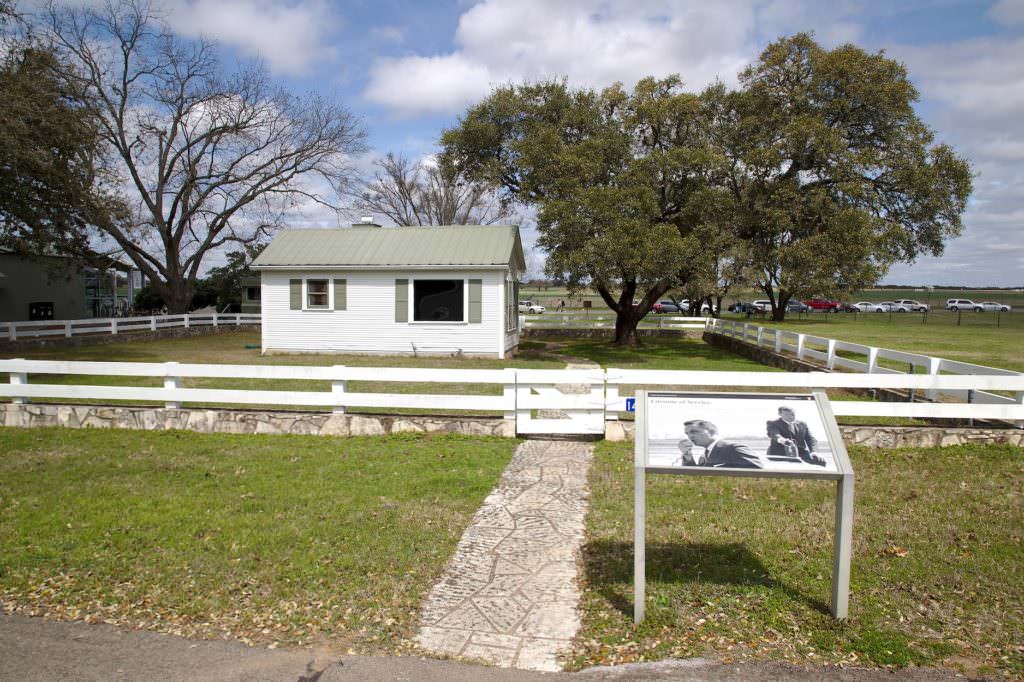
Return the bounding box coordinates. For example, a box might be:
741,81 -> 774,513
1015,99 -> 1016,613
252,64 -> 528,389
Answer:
332,365 -> 346,414
502,368 -> 517,421
111,319 -> 118,335
150,316 -> 157,332
605,371 -> 619,422
756,326 -> 764,348
164,362 -> 182,409
235,314 -> 241,326
774,331 -> 782,354
7,322 -> 15,342
866,347 -> 879,374
212,313 -> 219,328
64,321 -> 72,338
826,339 -> 837,370
796,334 -> 806,361
926,357 -> 941,401
10,359 -> 28,404
184,314 -> 190,329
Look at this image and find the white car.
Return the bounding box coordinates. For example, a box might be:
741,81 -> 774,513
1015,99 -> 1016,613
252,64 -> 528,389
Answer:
750,299 -> 772,312
851,301 -> 886,313
945,298 -> 977,311
892,299 -> 929,312
518,300 -> 545,314
975,301 -> 1012,312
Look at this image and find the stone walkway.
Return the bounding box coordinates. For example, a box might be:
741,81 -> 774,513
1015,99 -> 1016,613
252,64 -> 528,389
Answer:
416,439 -> 595,672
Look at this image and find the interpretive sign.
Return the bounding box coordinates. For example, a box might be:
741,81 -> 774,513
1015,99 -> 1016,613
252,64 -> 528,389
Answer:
633,390 -> 854,622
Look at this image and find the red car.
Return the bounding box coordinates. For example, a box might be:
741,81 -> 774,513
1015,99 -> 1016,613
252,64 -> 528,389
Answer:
802,298 -> 842,312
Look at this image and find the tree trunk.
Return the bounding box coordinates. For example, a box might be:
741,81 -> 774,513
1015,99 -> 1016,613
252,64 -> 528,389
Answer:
613,308 -> 643,346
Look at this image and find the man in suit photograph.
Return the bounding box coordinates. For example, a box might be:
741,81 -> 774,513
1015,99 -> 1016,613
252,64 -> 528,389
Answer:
766,406 -> 826,467
683,419 -> 763,469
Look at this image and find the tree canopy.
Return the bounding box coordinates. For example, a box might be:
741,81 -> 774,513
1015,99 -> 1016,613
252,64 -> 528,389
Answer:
42,0 -> 366,312
709,34 -> 973,319
442,77 -> 711,344
444,34 -> 973,334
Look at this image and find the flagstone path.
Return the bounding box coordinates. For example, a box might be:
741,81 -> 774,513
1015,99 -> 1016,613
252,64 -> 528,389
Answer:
415,438 -> 594,672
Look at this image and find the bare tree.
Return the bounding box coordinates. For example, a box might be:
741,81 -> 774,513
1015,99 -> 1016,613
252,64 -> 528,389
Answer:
357,152 -> 513,226
44,0 -> 366,312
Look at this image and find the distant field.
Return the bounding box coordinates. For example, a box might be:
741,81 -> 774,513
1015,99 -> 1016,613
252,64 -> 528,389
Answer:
522,286 -> 1024,310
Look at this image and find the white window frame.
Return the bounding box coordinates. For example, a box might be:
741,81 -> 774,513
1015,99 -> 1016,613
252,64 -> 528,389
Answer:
409,276 -> 468,325
303,278 -> 332,311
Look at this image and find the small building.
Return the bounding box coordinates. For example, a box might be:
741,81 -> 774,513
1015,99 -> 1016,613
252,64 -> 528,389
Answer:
251,223 -> 524,357
240,276 -> 261,314
0,249 -> 140,322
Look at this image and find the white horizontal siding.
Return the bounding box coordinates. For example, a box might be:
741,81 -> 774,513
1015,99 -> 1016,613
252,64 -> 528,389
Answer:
261,269 -> 504,356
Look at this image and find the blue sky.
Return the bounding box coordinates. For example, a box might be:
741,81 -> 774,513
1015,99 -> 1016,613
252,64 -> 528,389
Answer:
65,0 -> 1024,286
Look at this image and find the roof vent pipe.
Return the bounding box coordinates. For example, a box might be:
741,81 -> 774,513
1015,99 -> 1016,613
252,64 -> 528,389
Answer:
355,216 -> 381,227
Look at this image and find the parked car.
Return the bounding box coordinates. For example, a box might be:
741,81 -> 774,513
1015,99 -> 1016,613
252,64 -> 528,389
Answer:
891,299 -> 929,312
751,299 -> 773,312
803,298 -> 841,312
975,301 -> 1012,312
518,300 -> 545,314
653,300 -> 681,314
786,300 -> 811,313
945,298 -> 977,311
878,301 -> 898,312
727,301 -> 750,313
850,301 -> 886,313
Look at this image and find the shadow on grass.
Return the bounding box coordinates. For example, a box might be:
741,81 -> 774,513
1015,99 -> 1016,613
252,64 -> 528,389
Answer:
533,336 -> 766,370
582,539 -> 830,617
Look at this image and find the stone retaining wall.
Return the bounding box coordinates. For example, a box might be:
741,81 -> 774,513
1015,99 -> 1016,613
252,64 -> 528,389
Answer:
604,419 -> 1023,448
0,323 -> 259,353
0,403 -> 514,438
3,403 -> 1019,448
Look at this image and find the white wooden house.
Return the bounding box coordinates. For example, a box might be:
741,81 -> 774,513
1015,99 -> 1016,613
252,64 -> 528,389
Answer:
251,223 -> 525,357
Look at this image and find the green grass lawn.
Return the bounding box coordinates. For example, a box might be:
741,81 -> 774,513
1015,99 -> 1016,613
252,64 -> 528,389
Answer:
0,427 -> 516,651
572,440 -> 1024,677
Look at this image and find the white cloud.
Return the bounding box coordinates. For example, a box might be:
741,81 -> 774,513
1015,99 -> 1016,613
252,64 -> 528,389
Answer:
988,0 -> 1024,26
364,0 -> 863,115
165,0 -> 339,75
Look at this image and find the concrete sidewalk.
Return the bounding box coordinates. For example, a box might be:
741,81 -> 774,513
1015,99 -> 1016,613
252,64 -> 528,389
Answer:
0,613 -> 966,681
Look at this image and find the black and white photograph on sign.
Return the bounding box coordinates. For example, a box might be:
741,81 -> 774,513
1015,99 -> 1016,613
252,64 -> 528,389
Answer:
645,393 -> 837,473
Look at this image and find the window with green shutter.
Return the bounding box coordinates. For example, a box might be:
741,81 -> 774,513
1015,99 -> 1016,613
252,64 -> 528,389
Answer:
468,279 -> 482,323
289,279 -> 301,310
333,279 -> 346,310
395,279 -> 408,322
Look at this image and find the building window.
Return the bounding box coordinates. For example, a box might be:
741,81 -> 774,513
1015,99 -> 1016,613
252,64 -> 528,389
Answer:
245,286 -> 260,301
306,279 -> 329,309
413,279 -> 464,321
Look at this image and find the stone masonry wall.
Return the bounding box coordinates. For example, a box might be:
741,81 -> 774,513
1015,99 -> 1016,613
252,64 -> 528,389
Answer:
0,403 -> 514,438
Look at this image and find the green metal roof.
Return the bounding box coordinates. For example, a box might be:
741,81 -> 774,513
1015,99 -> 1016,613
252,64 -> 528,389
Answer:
252,225 -> 525,271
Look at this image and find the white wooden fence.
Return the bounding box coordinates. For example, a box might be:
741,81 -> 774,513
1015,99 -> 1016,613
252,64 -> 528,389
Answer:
1,313 -> 261,342
521,312 -> 708,330
706,318 -> 1022,410
2,359 -> 1022,435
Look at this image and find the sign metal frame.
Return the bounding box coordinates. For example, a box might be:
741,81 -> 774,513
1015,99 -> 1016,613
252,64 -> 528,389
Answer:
633,389 -> 854,622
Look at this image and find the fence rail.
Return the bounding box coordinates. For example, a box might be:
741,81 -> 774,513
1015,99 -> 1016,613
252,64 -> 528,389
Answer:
707,318 -> 1022,409
2,358 -> 1022,433
1,313 -> 261,342
521,312 -> 708,330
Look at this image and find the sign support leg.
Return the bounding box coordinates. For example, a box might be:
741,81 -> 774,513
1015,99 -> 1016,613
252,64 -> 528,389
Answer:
634,465 -> 645,624
831,473 -> 854,619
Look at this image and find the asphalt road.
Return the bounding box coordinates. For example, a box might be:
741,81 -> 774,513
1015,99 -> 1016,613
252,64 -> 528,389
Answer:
0,613 -> 971,681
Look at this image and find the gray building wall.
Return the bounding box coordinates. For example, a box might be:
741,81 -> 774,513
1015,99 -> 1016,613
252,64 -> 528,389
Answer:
0,254 -> 87,322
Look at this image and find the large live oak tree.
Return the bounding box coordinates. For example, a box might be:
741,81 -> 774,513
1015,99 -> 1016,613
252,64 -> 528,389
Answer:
442,77 -> 713,345
44,0 -> 366,312
711,34 -> 973,320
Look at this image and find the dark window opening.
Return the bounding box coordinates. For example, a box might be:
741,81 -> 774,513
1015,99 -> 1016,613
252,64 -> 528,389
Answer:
245,286 -> 260,301
414,279 -> 464,321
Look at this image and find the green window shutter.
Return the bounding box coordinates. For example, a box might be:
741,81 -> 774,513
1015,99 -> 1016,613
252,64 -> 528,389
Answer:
469,279 -> 482,323
333,279 -> 347,311
395,279 -> 408,322
289,279 -> 301,310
